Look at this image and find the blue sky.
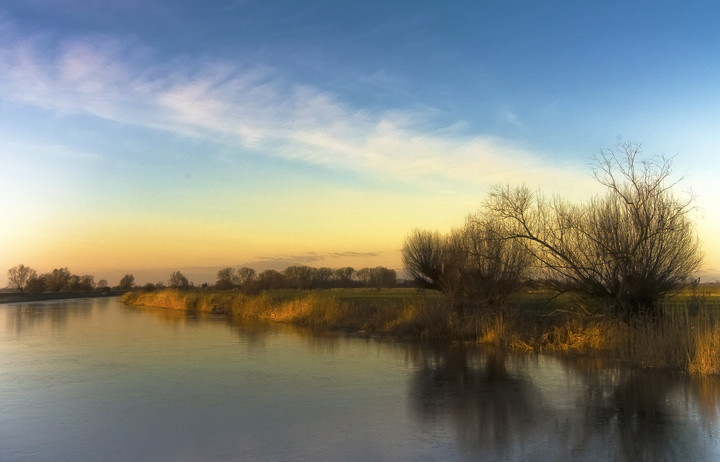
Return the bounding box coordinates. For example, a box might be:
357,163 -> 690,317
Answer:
1,0 -> 719,285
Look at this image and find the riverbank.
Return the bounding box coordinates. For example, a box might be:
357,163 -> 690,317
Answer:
121,288 -> 720,376
0,290 -> 124,304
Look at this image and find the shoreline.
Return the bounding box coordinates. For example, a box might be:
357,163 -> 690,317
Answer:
0,290 -> 124,304
121,288 -> 720,376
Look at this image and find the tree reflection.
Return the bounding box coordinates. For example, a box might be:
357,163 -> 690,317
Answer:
408,345 -> 544,459
691,377 -> 720,425
408,346 -> 720,461
573,366 -> 720,461
614,371 -> 677,459
3,300 -> 92,333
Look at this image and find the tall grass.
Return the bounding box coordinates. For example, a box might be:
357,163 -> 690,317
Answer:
121,289 -> 720,376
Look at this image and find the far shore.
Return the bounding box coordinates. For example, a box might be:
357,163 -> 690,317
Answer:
0,290 -> 124,304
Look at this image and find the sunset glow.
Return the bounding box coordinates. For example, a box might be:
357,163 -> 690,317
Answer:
1,1 -> 719,286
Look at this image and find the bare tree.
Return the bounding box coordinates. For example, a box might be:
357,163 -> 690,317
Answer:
119,274 -> 135,291
80,275 -> 95,290
333,267 -> 355,287
46,268 -> 72,292
168,271 -> 190,290
236,267 -> 256,286
402,220 -> 531,308
284,266 -> 316,290
487,143 -> 702,316
256,269 -> 287,291
313,267 -> 333,288
68,274 -> 95,291
216,267 -> 236,290
437,229 -> 470,299
402,229 -> 446,289
7,264 -> 36,292
461,213 -> 532,305
357,267 -> 397,288
26,274 -> 47,294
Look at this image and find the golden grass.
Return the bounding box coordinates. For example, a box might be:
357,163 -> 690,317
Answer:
121,289 -> 720,376
687,317 -> 720,376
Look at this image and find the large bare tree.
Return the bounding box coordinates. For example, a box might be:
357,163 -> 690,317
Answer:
461,213 -> 532,305
7,264 -> 36,292
487,143 -> 702,316
402,221 -> 530,306
402,229 -> 446,290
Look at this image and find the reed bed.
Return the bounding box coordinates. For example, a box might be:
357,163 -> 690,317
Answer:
121,289 -> 720,376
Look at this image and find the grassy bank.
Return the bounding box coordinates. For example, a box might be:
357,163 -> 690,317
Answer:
121,288 -> 720,376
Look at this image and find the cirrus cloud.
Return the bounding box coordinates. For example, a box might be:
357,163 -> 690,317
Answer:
0,20 -> 594,194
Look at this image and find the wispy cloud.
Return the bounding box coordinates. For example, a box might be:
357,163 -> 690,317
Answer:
327,251 -> 379,258
0,21 -> 594,193
257,253 -> 327,264
499,106 -> 523,127
256,251 -> 382,264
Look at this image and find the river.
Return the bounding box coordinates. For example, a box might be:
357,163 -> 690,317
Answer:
1,297 -> 719,461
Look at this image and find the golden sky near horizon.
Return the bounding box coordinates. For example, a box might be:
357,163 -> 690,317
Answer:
2,2 -> 720,286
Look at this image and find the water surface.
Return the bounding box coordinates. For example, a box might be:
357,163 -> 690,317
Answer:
1,298 -> 719,461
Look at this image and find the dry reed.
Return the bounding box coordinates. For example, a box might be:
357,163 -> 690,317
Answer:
121,289 -> 720,376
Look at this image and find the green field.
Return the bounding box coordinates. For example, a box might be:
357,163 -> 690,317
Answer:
263,287 -> 443,303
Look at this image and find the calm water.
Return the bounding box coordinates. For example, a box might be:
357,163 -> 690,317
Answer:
2,298 -> 720,461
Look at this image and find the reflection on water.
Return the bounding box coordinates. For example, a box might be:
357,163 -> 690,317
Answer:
2,299 -> 720,461
408,345 -> 720,461
409,347 -> 542,459
4,298 -> 93,333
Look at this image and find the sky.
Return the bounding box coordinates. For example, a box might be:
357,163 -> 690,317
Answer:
1,0 -> 719,286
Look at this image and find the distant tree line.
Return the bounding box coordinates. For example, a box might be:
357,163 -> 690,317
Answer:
213,265 -> 397,292
403,144 -> 703,318
5,264 -> 400,296
4,265 -> 125,294
135,265 -> 399,294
